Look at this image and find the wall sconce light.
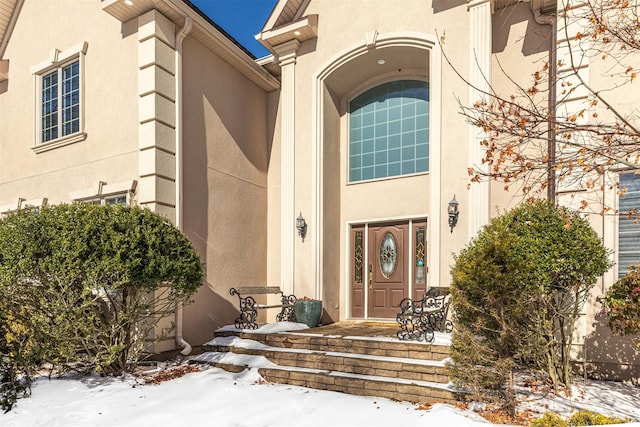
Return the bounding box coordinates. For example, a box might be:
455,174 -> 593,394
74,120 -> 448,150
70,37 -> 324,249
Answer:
296,212 -> 307,241
448,195 -> 459,233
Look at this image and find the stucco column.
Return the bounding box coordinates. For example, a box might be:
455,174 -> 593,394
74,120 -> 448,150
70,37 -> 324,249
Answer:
467,0 -> 492,237
137,10 -> 177,353
137,10 -> 177,224
275,40 -> 300,296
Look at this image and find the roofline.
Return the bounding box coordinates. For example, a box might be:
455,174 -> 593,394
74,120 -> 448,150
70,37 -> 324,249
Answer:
0,0 -> 24,59
179,0 -> 256,60
101,0 -> 279,91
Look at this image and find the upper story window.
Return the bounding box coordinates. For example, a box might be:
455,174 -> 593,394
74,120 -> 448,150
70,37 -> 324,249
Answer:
70,180 -> 137,207
349,80 -> 429,183
618,172 -> 640,279
41,60 -> 80,142
31,42 -> 87,153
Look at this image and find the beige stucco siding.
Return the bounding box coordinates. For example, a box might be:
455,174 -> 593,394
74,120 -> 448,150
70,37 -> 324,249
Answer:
266,0 -> 476,318
181,36 -> 270,345
0,0 -> 139,205
488,3 -> 553,216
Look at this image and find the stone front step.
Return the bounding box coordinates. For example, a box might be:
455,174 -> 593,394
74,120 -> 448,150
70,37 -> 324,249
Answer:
212,330 -> 450,361
205,335 -> 450,384
192,351 -> 458,404
199,327 -> 458,404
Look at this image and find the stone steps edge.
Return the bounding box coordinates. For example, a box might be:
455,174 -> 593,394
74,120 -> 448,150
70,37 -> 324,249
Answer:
203,345 -> 450,383
195,360 -> 459,404
212,331 -> 450,361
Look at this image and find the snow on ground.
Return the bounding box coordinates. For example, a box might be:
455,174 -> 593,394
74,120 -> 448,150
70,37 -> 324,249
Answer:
1,365 -> 639,427
216,321 -> 310,334
2,367 -> 488,427
2,322 -> 639,426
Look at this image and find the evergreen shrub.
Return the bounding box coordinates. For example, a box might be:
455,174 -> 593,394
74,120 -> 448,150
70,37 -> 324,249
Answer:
450,200 -> 610,412
0,204 -> 204,409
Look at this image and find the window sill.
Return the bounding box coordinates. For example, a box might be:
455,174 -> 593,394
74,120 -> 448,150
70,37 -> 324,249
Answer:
32,132 -> 87,154
347,171 -> 430,186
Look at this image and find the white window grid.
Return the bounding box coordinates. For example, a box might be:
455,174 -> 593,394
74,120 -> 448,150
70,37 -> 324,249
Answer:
348,80 -> 430,183
41,59 -> 80,143
30,42 -> 88,152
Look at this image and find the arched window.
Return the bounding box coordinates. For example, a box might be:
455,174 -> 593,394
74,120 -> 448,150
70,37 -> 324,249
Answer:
349,80 -> 429,182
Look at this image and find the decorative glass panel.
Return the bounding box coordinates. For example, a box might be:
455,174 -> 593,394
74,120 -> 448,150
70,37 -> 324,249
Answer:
379,232 -> 397,278
415,226 -> 426,284
349,80 -> 429,182
354,231 -> 363,283
618,172 -> 640,278
415,227 -> 425,265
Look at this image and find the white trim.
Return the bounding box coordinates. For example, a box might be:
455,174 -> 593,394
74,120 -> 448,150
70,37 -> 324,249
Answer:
407,219 -> 414,301
428,37 -> 442,288
29,41 -> 88,75
69,180 -> 137,202
31,42 -> 88,149
467,0 -> 491,239
31,132 -> 86,153
0,0 -> 25,60
602,171 -> 618,293
342,72 -> 431,114
275,40 -> 299,297
345,215 -> 429,320
313,32 -> 443,315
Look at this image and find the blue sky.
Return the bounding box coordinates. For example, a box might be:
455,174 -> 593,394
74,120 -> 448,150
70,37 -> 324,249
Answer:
191,0 -> 278,58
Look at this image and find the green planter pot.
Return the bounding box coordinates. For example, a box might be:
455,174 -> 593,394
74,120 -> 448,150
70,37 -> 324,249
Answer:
294,300 -> 323,328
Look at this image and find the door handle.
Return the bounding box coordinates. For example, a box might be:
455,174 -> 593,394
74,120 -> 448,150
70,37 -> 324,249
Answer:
368,265 -> 373,290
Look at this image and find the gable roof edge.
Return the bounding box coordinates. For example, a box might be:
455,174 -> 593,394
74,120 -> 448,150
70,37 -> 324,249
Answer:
262,0 -> 308,32
0,0 -> 24,59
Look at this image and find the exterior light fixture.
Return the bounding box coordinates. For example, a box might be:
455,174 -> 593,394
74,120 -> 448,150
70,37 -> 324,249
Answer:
448,195 -> 459,233
296,212 -> 307,241
377,59 -> 386,65
293,30 -> 302,36
123,0 -> 134,6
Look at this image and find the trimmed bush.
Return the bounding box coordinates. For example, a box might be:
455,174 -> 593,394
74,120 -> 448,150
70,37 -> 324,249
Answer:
0,204 -> 204,408
450,200 -> 610,412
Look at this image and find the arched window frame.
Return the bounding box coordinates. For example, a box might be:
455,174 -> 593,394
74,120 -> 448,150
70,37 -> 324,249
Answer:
347,78 -> 430,184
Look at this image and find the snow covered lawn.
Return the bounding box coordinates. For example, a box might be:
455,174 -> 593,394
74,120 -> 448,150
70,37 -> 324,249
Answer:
2,363 -> 639,427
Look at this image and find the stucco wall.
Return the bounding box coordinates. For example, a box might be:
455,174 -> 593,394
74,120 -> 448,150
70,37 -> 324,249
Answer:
181,36 -> 270,345
488,2 -> 553,215
269,0 -> 479,320
0,0 -> 139,204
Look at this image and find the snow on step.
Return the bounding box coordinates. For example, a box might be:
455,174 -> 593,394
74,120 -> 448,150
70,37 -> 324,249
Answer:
205,335 -> 450,367
192,351 -> 456,392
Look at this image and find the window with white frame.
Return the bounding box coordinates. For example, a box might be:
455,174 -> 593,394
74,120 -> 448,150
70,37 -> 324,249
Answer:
70,180 -> 136,207
41,60 -> 80,142
31,42 -> 87,152
349,80 -> 429,183
618,172 -> 640,278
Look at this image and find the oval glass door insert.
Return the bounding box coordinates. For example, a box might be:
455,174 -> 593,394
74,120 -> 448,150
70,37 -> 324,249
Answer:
379,232 -> 397,278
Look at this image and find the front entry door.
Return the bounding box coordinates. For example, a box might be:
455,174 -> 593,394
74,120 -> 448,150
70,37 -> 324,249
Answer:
367,223 -> 409,318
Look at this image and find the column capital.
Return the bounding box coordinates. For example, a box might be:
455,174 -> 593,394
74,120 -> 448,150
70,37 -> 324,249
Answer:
274,40 -> 301,66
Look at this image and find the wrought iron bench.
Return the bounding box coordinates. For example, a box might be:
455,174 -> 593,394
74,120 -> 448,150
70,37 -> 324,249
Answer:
396,288 -> 453,342
229,286 -> 296,330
